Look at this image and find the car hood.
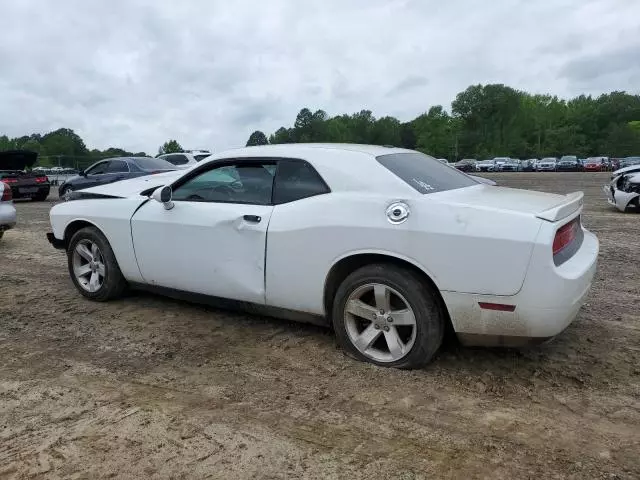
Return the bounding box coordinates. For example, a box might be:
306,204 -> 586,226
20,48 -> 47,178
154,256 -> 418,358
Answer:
612,165 -> 640,177
0,150 -> 38,170
432,184 -> 571,216
80,171 -> 183,198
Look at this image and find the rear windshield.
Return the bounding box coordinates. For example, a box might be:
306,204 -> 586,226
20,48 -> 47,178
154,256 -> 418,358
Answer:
133,157 -> 176,171
377,152 -> 477,194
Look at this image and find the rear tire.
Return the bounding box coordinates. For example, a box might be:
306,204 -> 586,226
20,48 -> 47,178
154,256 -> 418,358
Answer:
332,264 -> 444,369
67,226 -> 127,301
34,193 -> 48,202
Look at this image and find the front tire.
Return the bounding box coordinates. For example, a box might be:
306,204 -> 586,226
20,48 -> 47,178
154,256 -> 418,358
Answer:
332,264 -> 444,369
60,186 -> 72,201
67,226 -> 126,301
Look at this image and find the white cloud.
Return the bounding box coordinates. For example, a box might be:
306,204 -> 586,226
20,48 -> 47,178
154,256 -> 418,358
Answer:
0,0 -> 638,153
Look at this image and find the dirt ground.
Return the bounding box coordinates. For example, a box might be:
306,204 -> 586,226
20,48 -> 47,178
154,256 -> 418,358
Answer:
0,172 -> 638,479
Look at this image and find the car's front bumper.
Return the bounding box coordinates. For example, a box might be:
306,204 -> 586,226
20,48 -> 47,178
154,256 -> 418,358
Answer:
443,226 -> 599,347
0,202 -> 17,230
46,232 -> 66,250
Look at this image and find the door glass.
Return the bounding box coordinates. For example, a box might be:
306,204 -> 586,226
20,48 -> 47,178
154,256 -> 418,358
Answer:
106,160 -> 129,173
87,162 -> 109,175
173,163 -> 275,205
165,154 -> 189,166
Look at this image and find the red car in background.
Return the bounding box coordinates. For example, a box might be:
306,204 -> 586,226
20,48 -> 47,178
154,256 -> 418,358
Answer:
584,157 -> 607,172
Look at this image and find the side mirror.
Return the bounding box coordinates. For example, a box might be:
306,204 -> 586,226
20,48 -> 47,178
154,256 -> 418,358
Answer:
151,185 -> 174,210
81,170 -> 88,177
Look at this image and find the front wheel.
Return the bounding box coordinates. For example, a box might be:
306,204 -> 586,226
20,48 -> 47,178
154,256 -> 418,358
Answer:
67,226 -> 127,301
60,186 -> 73,201
332,264 -> 444,369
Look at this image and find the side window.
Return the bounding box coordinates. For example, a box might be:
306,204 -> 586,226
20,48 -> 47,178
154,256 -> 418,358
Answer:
165,154 -> 189,166
106,160 -> 129,173
172,162 -> 275,205
273,159 -> 330,204
87,162 -> 109,175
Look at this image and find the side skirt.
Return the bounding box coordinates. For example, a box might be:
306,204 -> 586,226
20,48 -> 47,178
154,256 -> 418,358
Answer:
128,282 -> 329,327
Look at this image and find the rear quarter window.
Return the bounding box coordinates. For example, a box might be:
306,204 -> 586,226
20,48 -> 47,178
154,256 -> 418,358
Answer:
376,152 -> 477,194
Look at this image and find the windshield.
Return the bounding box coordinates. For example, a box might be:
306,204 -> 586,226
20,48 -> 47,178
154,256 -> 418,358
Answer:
133,157 -> 176,171
561,156 -> 577,162
541,158 -> 556,162
377,152 -> 477,194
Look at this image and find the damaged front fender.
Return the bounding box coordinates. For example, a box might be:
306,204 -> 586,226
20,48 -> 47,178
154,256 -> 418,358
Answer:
604,174 -> 640,212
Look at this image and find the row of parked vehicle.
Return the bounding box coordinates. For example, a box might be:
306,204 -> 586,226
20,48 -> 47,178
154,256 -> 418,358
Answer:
451,156 -> 640,173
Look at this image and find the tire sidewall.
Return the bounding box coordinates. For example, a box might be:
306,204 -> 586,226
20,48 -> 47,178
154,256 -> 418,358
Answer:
331,264 -> 444,369
67,227 -> 123,301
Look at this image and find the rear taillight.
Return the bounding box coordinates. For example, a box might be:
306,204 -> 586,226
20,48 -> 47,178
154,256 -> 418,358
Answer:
35,176 -> 48,183
1,177 -> 17,184
553,217 -> 580,256
1,185 -> 12,201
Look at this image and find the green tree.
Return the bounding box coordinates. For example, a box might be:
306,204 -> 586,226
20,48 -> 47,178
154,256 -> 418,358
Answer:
246,130 -> 269,146
158,139 -> 182,155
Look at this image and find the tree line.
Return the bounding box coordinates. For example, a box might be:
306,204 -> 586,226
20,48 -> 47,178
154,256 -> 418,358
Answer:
2,84 -> 639,169
247,84 -> 640,160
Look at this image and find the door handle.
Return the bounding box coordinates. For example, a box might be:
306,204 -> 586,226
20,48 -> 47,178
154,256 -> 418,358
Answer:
243,214 -> 262,223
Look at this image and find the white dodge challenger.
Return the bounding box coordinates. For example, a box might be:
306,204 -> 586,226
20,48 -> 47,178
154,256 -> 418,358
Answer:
47,144 -> 599,369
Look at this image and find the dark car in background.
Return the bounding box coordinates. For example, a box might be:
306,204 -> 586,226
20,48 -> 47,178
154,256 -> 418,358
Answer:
557,155 -> 579,171
58,156 -> 177,199
0,150 -> 51,201
454,159 -> 476,172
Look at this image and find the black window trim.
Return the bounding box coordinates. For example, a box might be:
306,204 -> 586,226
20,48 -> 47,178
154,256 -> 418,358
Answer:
168,156 -> 331,206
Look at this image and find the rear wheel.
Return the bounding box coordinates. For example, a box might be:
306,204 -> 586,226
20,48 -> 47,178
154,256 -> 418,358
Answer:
34,192 -> 48,202
67,227 -> 126,301
332,264 -> 444,369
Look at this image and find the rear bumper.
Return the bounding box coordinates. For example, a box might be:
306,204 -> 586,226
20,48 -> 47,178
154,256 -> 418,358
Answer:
11,185 -> 50,198
47,232 -> 66,250
443,226 -> 599,347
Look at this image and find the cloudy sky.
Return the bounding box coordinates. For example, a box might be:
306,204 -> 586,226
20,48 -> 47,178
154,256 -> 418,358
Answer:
1,0 -> 639,154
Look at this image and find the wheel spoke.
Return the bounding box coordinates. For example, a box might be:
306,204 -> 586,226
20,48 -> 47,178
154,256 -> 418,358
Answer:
89,272 -> 100,292
76,244 -> 93,262
346,299 -> 377,320
388,308 -> 415,326
354,324 -> 382,352
91,243 -> 99,259
74,264 -> 92,278
97,263 -> 106,277
384,326 -> 405,360
373,284 -> 391,312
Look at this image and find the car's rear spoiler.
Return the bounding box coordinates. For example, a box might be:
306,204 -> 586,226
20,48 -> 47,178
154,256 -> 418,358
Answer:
536,191 -> 584,222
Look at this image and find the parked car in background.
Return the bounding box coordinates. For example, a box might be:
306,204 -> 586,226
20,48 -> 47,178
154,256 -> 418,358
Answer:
0,150 -> 51,201
157,150 -> 212,169
48,143 -> 598,369
493,157 -> 510,171
454,159 -> 476,172
58,157 -> 177,199
522,159 -> 536,172
604,171 -> 640,212
557,156 -> 579,171
618,156 -> 640,169
584,157 -> 606,172
500,159 -> 521,172
475,160 -> 496,172
536,158 -> 557,171
0,181 -> 17,240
